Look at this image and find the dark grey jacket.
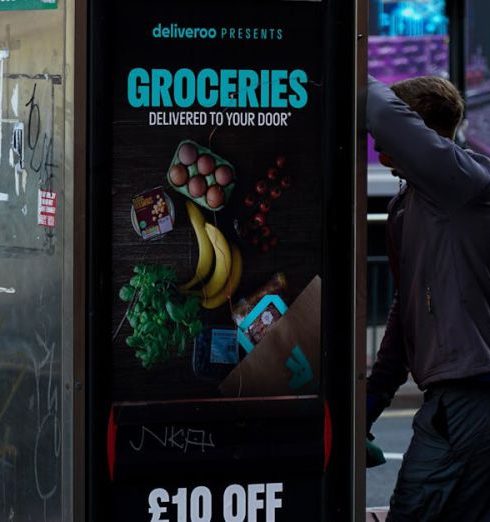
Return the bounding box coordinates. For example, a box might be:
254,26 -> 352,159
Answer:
367,76 -> 490,396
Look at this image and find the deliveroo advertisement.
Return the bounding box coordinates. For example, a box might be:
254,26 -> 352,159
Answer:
110,0 -> 324,405
108,3 -> 326,517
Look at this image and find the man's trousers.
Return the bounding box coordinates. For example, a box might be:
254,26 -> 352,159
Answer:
387,382 -> 490,522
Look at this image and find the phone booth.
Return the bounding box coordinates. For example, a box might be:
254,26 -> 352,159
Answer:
85,1 -> 366,521
3,0 -> 488,520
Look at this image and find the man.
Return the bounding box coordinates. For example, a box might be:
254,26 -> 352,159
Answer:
366,75 -> 490,521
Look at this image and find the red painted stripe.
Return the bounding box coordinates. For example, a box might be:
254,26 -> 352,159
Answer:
107,406 -> 118,481
323,400 -> 333,471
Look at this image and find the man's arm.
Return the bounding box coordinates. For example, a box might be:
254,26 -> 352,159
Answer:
367,292 -> 409,430
367,76 -> 490,209
367,292 -> 408,399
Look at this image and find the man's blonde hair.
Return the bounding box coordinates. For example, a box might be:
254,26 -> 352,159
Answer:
391,76 -> 464,139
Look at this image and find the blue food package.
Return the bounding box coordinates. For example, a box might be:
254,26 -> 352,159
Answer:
192,327 -> 239,381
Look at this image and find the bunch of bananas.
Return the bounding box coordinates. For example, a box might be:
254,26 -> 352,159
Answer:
180,201 -> 243,310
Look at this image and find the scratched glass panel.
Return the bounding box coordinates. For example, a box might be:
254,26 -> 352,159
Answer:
0,4 -> 67,522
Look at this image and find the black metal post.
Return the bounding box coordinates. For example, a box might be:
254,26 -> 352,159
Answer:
323,0 -> 364,519
447,0 -> 466,95
86,1 -> 112,520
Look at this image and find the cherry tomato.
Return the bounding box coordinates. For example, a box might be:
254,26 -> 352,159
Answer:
267,167 -> 279,181
252,212 -> 267,227
244,193 -> 256,207
259,199 -> 271,213
255,179 -> 269,195
280,175 -> 292,190
269,236 -> 279,248
276,155 -> 286,169
270,186 -> 282,199
261,225 -> 272,238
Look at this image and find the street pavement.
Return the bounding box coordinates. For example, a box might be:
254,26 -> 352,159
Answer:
366,409 -> 416,508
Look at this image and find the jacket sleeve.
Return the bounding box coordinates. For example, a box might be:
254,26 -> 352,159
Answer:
367,291 -> 409,401
367,75 -> 490,209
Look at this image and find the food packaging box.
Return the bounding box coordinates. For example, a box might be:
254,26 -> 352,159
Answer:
232,273 -> 287,349
220,276 -> 321,397
192,327 -> 239,381
167,140 -> 236,211
246,302 -> 285,345
131,187 -> 175,240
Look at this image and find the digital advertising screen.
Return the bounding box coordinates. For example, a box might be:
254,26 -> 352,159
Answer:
110,1 -> 324,407
106,1 -> 326,517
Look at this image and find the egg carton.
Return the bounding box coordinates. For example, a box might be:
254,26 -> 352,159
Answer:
167,140 -> 236,211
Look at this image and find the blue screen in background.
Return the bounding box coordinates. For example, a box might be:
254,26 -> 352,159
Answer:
368,0 -> 449,166
370,0 -> 447,37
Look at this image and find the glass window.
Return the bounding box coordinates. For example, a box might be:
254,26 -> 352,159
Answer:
368,0 -> 449,167
465,0 -> 490,155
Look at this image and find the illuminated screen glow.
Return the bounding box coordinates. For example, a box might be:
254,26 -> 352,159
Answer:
371,0 -> 447,37
368,0 -> 449,165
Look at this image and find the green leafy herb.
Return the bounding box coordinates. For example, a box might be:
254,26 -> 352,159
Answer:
119,285 -> 136,302
119,264 -> 202,368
